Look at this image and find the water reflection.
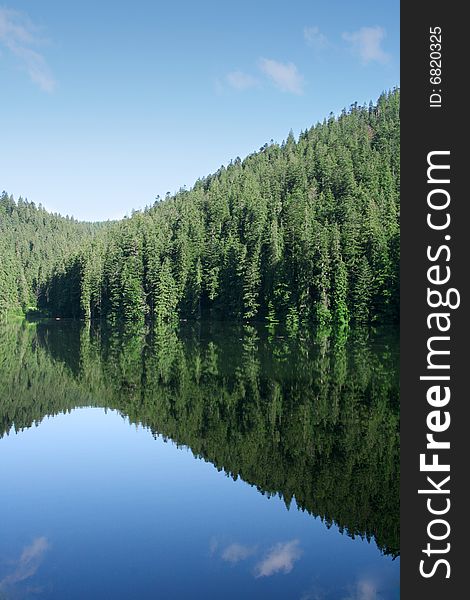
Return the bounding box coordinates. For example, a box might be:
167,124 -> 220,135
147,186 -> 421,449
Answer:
254,540 -> 302,577
0,537 -> 49,597
0,320 -> 399,565
220,543 -> 258,564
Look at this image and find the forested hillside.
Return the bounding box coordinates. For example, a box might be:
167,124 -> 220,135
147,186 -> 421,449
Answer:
1,89 -> 399,326
0,194 -> 104,316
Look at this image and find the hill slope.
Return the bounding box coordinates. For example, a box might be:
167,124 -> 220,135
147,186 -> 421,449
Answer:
1,89 -> 399,325
0,195 -> 103,316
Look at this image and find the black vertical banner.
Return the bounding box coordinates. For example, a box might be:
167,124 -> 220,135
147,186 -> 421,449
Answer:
401,2 -> 467,598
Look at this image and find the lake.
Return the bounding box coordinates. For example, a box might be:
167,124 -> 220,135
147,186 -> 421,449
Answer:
0,320 -> 399,599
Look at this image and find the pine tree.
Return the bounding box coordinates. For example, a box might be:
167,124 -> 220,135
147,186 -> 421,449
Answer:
1,89 -> 400,326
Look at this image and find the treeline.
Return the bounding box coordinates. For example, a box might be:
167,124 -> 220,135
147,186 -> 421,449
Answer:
0,192 -> 103,316
0,320 -> 400,556
2,89 -> 399,326
0,321 -> 92,434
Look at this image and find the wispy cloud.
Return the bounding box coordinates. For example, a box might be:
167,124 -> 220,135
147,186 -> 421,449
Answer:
304,26 -> 328,50
226,70 -> 259,91
254,539 -> 302,577
343,578 -> 381,600
342,26 -> 390,65
0,537 -> 50,591
258,58 -> 304,94
0,7 -> 56,91
222,543 -> 257,564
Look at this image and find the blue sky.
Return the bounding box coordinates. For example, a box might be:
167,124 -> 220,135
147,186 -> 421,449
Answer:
0,1 -> 399,221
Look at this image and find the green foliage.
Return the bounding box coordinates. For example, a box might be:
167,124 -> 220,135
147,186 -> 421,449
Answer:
0,191 -> 104,319
0,320 -> 400,557
1,89 -> 400,325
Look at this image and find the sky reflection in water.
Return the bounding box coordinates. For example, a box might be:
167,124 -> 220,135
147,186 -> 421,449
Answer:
0,409 -> 398,599
0,321 -> 400,599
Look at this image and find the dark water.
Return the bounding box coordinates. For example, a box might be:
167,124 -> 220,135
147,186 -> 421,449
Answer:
0,320 -> 400,599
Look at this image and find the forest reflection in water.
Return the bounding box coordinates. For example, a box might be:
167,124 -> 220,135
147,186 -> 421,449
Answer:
0,319 -> 399,556
0,322 -> 399,555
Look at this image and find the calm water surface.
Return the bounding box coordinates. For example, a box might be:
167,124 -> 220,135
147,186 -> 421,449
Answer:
0,321 -> 399,599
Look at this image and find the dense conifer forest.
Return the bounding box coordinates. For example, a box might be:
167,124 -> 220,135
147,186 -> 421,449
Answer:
0,196 -> 103,316
1,89 -> 399,326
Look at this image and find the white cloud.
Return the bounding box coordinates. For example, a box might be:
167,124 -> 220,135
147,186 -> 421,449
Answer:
304,26 -> 328,50
342,26 -> 390,65
258,58 -> 304,95
222,543 -> 257,563
0,7 -> 56,91
226,70 -> 259,91
0,537 -> 50,591
254,539 -> 302,577
343,579 -> 380,600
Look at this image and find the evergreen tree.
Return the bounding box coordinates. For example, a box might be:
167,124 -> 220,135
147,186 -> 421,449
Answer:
1,89 -> 400,326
